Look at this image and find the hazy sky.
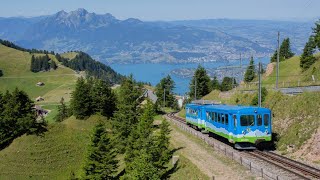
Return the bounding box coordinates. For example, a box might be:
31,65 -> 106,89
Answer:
1,0 -> 319,21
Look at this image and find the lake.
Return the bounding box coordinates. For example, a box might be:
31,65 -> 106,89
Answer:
110,57 -> 270,95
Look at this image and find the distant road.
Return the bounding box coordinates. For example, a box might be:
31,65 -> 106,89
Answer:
241,85 -> 320,95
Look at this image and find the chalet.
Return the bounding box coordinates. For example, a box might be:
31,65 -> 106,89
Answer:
33,105 -> 48,117
36,96 -> 44,102
36,82 -> 45,86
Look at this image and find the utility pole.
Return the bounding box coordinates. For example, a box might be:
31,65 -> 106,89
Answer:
163,88 -> 166,107
194,78 -> 197,100
258,62 -> 262,107
276,31 -> 280,89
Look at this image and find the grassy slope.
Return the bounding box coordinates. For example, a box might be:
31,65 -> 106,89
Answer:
61,52 -> 78,60
201,88 -> 320,161
0,115 -> 103,179
0,45 -> 79,123
262,54 -> 320,87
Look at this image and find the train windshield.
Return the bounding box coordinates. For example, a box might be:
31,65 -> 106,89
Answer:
264,114 -> 270,126
240,115 -> 255,126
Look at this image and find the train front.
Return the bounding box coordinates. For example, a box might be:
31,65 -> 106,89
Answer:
233,107 -> 272,150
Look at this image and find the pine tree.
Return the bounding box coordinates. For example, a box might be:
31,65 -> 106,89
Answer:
220,77 -> 236,92
50,60 -> 58,70
83,123 -> 119,180
300,37 -> 316,70
244,56 -> 255,82
313,20 -> 320,50
70,77 -> 93,119
211,76 -> 220,90
30,55 -> 37,72
55,97 -> 69,122
270,38 -> 294,63
112,76 -> 142,152
0,88 -> 46,147
189,65 -> 212,99
155,75 -> 178,109
91,80 -> 117,117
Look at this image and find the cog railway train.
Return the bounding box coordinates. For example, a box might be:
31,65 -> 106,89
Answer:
185,102 -> 272,149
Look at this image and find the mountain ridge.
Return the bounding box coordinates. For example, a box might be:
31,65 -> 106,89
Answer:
0,8 -> 312,64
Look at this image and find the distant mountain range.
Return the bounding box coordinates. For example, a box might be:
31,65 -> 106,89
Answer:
0,8 -> 314,64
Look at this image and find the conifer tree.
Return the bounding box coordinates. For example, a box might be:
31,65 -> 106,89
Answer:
271,38 -> 294,62
0,88 -> 46,147
91,80 -> 117,117
189,65 -> 212,99
55,97 -> 69,122
83,123 -> 119,179
244,56 -> 256,82
155,75 -> 178,109
70,77 -> 93,119
313,20 -> 320,50
300,37 -> 316,70
50,60 -> 58,70
220,77 -> 236,92
112,76 -> 143,152
211,76 -> 220,90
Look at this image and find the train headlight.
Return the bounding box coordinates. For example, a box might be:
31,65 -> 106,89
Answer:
242,130 -> 246,135
265,130 -> 269,134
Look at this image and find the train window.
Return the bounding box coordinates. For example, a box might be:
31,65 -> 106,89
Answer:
214,112 -> 218,122
206,112 -> 210,120
264,114 -> 269,126
233,115 -> 237,127
217,113 -> 221,123
225,114 -> 229,125
257,115 -> 262,126
240,115 -> 255,126
211,112 -> 215,121
221,114 -> 225,124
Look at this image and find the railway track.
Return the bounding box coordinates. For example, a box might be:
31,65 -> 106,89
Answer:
166,112 -> 320,179
248,151 -> 320,179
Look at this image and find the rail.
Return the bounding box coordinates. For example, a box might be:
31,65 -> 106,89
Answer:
166,112 -> 320,179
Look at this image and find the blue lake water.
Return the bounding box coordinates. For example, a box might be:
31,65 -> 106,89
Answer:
110,57 -> 269,95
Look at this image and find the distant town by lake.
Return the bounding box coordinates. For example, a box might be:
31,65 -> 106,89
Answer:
111,57 -> 270,95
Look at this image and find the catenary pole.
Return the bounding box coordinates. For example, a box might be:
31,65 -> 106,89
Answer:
276,31 -> 280,89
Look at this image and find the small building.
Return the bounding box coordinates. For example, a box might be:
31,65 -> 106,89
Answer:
33,105 -> 48,117
36,82 -> 45,86
36,96 -> 44,102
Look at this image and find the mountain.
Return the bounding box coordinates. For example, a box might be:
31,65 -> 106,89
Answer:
0,9 -> 312,64
0,9 -> 272,64
170,19 -> 314,53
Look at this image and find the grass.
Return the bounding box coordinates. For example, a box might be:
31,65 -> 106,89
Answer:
0,115 -> 104,179
60,52 -> 78,60
169,154 -> 209,180
0,44 -> 79,123
264,54 -> 320,87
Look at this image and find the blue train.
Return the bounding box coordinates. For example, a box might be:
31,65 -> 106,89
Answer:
185,103 -> 272,149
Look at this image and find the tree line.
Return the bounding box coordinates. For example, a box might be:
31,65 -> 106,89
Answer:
30,55 -> 57,72
0,88 -> 47,149
56,52 -> 123,84
270,38 -> 294,63
0,39 -> 55,55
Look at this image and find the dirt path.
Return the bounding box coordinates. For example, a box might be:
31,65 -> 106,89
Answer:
169,122 -> 255,180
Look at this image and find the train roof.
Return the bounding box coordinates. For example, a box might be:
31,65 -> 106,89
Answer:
186,103 -> 271,113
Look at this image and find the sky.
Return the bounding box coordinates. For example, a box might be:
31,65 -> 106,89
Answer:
0,0 -> 319,21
